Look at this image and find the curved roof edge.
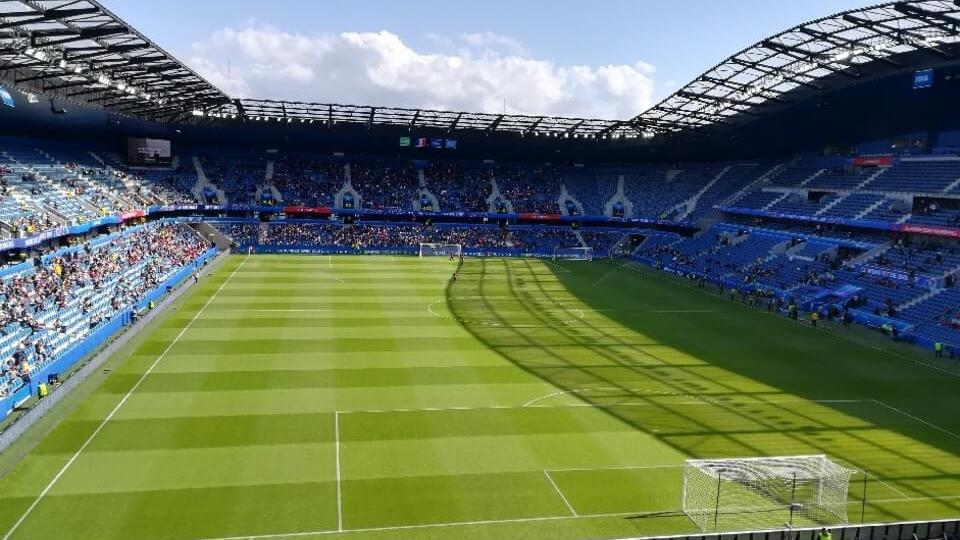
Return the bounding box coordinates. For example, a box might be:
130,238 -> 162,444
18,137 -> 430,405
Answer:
631,0 -> 960,134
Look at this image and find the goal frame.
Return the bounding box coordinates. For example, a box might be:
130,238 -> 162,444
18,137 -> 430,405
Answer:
419,243 -> 463,258
552,246 -> 594,261
681,455 -> 856,533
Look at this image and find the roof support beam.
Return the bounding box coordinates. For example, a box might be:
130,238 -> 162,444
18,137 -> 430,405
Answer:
15,71 -> 67,83
677,90 -> 767,109
525,116 -> 545,135
844,13 -> 953,59
0,7 -> 103,30
761,40 -> 861,79
42,79 -> 97,91
448,111 -> 463,131
40,26 -> 130,46
700,76 -> 790,104
894,2 -> 959,28
565,119 -> 586,134
657,106 -> 735,125
735,58 -> 824,91
801,26 -> 903,68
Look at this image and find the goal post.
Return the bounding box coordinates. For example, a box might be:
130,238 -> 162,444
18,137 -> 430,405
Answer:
553,246 -> 594,261
419,243 -> 462,258
682,455 -> 856,533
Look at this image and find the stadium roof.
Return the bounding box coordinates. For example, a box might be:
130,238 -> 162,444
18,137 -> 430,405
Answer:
0,0 -> 230,119
633,0 -> 960,133
204,99 -> 649,140
2,1 -> 960,138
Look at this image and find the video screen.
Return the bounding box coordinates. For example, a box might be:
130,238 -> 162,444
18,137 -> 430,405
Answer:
127,138 -> 172,165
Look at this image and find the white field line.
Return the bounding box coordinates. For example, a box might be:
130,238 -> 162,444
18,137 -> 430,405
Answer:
336,398 -> 875,415
539,259 -> 572,273
334,411 -> 343,532
239,309 -> 337,313
328,255 -> 333,269
872,399 -> 960,440
1,255 -> 250,540
318,272 -> 345,284
865,470 -> 913,500
632,309 -> 716,314
522,385 -> 872,408
591,263 -> 627,287
546,463 -> 681,473
193,511 -> 627,540
543,470 -> 578,517
188,493 -> 960,540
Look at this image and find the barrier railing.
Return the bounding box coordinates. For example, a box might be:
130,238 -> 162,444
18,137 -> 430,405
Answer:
627,518 -> 959,540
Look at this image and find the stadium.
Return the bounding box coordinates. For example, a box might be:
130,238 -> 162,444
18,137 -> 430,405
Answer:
0,1 -> 958,539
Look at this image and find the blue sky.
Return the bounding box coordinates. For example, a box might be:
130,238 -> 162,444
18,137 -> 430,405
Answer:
104,0 -> 875,118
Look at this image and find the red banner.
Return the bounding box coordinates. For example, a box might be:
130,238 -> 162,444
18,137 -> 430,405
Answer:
518,213 -> 563,221
897,223 -> 960,238
119,210 -> 146,221
852,155 -> 893,167
282,206 -> 333,215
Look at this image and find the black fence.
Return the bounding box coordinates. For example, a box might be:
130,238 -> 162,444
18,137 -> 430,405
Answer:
635,519 -> 960,540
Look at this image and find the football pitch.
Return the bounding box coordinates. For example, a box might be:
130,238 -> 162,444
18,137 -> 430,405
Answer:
0,254 -> 959,540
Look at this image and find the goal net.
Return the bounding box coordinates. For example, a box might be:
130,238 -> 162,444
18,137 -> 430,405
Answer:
682,455 -> 856,533
419,243 -> 462,258
553,246 -> 594,261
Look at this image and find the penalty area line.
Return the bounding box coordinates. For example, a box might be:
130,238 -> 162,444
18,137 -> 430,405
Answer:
543,470 -> 578,517
591,263 -> 627,287
0,255 -> 250,540
865,470 -> 913,500
872,399 -> 960,440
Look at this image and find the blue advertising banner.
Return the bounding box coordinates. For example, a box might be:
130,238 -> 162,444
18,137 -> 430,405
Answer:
913,68 -> 934,89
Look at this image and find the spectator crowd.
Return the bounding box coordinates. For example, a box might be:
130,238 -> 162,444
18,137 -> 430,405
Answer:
0,224 -> 208,399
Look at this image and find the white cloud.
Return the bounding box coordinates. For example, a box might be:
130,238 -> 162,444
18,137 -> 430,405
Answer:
190,25 -> 656,119
458,31 -> 528,56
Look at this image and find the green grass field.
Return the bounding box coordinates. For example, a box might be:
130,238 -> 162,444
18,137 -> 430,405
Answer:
0,254 -> 959,540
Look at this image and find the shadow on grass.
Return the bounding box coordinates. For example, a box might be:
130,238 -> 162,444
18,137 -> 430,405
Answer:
446,257 -> 960,528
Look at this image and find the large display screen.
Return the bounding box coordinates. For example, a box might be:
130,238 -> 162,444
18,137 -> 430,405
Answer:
127,138 -> 172,165
400,136 -> 458,150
